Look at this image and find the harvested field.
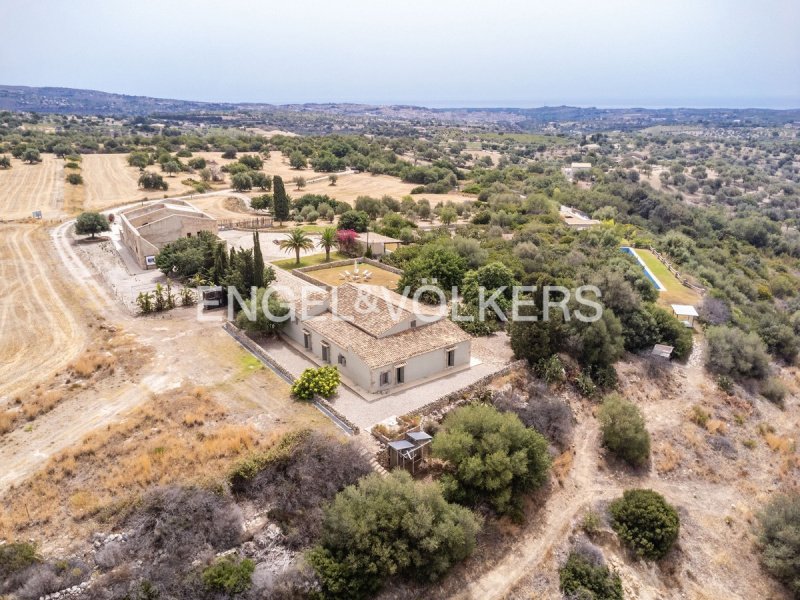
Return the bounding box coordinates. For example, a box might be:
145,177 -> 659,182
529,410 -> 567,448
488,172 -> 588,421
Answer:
0,155 -> 64,220
0,224 -> 87,402
80,154 -> 193,210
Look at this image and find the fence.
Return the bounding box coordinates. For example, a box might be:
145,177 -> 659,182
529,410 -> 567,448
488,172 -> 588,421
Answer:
222,322 -> 360,435
646,246 -> 706,295
218,216 -> 274,230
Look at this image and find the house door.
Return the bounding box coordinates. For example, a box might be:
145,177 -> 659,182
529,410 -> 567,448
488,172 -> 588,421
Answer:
396,366 -> 405,384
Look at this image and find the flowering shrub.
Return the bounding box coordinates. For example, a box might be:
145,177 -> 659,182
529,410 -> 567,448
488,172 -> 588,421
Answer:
291,366 -> 341,401
336,229 -> 359,256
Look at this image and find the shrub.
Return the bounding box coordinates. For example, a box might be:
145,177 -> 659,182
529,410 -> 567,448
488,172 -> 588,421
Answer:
0,542 -> 38,582
598,394 -> 650,467
717,374 -> 734,395
559,548 -> 623,600
574,371 -> 598,397
291,366 -> 340,401
609,489 -> 679,560
758,493 -> 800,597
432,403 -> 551,514
202,556 -> 255,595
761,377 -> 788,406
582,510 -> 602,535
705,325 -> 770,380
307,471 -> 480,599
66,172 -> 83,185
535,354 -> 566,384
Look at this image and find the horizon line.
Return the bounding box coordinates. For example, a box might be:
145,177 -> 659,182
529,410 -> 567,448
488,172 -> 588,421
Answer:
3,83 -> 800,112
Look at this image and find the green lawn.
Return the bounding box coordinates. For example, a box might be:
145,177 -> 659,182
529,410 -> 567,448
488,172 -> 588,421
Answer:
271,251 -> 348,270
636,249 -> 702,306
264,224 -> 333,234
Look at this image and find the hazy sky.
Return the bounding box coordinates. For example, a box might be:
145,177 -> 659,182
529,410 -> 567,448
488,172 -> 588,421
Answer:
2,0 -> 798,108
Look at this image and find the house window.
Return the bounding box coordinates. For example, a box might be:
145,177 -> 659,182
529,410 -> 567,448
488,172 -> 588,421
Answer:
410,320 -> 417,328
303,331 -> 311,350
395,365 -> 405,384
186,232 -> 192,237
380,371 -> 390,386
321,342 -> 330,363
338,354 -> 347,366
446,348 -> 455,367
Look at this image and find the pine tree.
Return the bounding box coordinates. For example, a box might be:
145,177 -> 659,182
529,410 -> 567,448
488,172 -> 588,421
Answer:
273,176 -> 290,226
253,231 -> 265,288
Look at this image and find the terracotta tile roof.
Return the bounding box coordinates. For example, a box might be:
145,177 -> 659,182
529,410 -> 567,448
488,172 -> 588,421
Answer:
330,283 -> 445,337
273,269 -> 329,317
303,312 -> 471,369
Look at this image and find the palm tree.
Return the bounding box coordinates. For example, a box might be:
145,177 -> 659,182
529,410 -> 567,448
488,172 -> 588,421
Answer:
318,227 -> 337,262
279,228 -> 315,266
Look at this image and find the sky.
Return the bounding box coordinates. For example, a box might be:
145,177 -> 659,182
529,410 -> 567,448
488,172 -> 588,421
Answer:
1,0 -> 798,108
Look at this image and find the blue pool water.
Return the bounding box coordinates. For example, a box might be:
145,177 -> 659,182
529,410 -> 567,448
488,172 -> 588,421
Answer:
620,247 -> 666,291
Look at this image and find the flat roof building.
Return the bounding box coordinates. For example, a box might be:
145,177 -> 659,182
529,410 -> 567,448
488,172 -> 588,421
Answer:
118,200 -> 217,269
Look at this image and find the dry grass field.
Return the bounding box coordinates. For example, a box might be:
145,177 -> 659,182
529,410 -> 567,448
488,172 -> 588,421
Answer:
263,150 -> 473,206
0,224 -> 87,402
0,155 -> 64,220
81,154 -> 194,210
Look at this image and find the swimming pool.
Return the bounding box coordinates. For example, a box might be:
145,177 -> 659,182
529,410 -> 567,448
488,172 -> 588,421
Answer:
620,246 -> 666,291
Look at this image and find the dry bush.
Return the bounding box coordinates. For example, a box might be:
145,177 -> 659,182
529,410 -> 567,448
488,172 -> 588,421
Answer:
12,558 -> 90,600
233,432 -> 372,548
705,419 -> 728,435
68,350 -> 117,378
656,442 -> 682,474
551,448 -> 574,484
0,410 -> 15,434
764,433 -> 795,454
494,383 -> 574,450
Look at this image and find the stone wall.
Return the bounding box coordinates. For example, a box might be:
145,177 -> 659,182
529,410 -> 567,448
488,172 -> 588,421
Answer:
397,359 -> 526,423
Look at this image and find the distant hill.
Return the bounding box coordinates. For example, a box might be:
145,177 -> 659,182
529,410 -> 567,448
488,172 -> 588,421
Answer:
0,85 -> 262,115
1,85 -> 798,128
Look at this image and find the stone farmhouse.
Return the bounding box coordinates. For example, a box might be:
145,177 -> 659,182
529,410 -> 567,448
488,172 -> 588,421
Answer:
274,270 -> 472,393
119,200 -> 217,268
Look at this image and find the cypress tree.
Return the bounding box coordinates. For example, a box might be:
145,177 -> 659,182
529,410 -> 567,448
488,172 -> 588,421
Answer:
253,231 -> 265,288
273,175 -> 290,226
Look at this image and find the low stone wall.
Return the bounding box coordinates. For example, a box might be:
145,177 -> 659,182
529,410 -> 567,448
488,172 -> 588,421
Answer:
397,359 -> 527,422
296,257 -> 403,275
291,269 -> 333,291
222,322 -> 360,435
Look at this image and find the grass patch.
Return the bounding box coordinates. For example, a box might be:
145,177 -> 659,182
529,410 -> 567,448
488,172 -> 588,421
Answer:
271,251 -> 348,270
635,249 -> 702,306
304,262 -> 401,289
